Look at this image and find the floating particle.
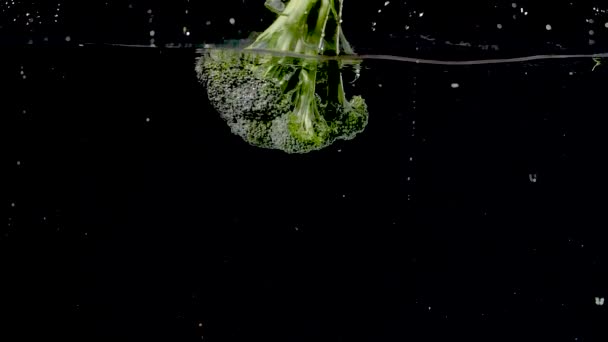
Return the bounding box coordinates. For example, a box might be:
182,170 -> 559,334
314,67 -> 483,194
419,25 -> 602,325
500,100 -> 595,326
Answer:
595,297 -> 605,306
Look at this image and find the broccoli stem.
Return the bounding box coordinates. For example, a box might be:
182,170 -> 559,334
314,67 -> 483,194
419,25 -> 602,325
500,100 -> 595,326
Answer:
248,0 -> 339,56
246,0 -> 353,144
297,67 -> 317,133
289,60 -> 330,143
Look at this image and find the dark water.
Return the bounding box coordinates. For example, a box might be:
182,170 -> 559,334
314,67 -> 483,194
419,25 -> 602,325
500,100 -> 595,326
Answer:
3,1 -> 608,341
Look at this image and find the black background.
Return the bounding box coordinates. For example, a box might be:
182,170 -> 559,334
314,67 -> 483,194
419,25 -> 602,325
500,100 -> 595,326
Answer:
3,1 -> 608,341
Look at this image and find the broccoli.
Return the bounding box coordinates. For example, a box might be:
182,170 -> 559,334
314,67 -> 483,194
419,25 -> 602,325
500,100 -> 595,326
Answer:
196,0 -> 368,154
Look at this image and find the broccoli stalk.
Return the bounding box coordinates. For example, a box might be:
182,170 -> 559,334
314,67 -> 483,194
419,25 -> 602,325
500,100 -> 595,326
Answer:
196,0 -> 368,153
249,0 -> 333,55
288,61 -> 330,145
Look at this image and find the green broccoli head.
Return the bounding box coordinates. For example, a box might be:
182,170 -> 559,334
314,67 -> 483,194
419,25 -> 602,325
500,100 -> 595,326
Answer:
196,0 -> 368,154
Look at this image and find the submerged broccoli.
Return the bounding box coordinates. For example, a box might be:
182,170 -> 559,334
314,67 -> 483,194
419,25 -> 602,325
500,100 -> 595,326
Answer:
196,0 -> 368,154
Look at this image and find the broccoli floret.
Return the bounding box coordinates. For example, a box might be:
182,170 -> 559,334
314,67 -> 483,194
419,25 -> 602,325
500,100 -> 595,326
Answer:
196,0 -> 368,153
